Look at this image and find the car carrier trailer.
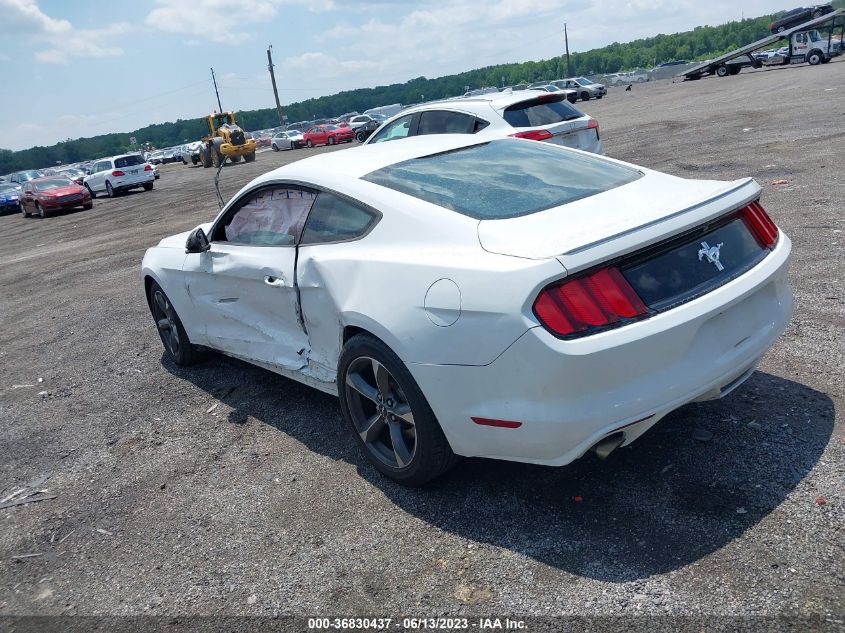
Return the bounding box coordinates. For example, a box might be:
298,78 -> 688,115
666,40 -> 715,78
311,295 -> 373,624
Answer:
679,8 -> 844,80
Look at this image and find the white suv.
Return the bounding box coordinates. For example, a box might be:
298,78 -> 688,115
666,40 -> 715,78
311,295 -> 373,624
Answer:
363,91 -> 603,155
84,154 -> 155,198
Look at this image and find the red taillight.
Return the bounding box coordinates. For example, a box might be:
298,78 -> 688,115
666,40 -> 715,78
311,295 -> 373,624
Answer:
587,118 -> 600,139
533,266 -> 648,337
112,170 -> 125,177
509,129 -> 553,141
144,165 -> 152,171
741,200 -> 779,248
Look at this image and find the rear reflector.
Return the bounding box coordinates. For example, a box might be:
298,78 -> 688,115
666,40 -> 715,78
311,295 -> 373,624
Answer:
471,417 -> 523,429
112,170 -> 125,177
533,266 -> 648,337
741,200 -> 779,248
509,129 -> 553,141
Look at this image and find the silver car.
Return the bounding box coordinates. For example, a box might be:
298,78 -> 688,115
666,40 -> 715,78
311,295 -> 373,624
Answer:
271,130 -> 305,151
551,77 -> 607,101
363,91 -> 603,155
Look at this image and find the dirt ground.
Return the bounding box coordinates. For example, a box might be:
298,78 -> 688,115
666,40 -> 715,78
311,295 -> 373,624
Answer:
1,59 -> 843,627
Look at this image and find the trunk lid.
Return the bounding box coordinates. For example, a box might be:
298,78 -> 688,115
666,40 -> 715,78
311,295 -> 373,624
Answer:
477,170 -> 761,266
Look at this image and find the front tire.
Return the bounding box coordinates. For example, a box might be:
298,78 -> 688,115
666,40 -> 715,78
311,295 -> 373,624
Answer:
272,143 -> 279,151
148,281 -> 201,366
37,203 -> 46,218
306,139 -> 313,148
86,184 -> 96,199
328,136 -> 336,145
808,51 -> 823,65
716,64 -> 730,77
243,152 -> 255,163
338,334 -> 457,486
356,131 -> 366,142
83,202 -> 93,210
580,91 -> 590,101
21,204 -> 29,218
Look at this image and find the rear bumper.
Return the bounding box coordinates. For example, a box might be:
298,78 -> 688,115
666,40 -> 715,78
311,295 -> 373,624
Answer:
408,235 -> 792,466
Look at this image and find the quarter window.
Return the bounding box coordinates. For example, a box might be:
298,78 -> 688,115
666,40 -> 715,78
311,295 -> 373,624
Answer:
218,187 -> 316,246
301,192 -> 377,245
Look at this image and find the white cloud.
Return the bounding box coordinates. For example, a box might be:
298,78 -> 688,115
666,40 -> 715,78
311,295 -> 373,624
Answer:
35,23 -> 129,64
145,0 -> 334,44
0,0 -> 128,63
0,0 -> 70,34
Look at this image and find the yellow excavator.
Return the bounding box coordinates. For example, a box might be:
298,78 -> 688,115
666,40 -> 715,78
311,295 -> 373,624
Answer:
200,112 -> 257,168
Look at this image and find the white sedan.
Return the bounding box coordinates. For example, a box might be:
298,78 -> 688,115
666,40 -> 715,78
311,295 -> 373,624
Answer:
141,136 -> 793,485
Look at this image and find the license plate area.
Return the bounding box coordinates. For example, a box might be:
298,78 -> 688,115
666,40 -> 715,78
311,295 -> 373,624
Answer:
621,216 -> 768,312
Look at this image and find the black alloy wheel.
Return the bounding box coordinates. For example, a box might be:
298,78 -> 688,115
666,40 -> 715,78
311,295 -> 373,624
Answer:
338,334 -> 457,486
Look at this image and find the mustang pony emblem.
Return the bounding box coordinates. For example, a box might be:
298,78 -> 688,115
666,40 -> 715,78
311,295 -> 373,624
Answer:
698,241 -> 725,271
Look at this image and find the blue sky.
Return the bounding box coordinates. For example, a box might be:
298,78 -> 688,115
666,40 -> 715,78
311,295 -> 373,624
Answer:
1,0 -> 785,151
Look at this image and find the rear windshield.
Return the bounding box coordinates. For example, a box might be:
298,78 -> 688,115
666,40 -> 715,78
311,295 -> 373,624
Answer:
114,155 -> 144,168
362,140 -> 641,220
35,178 -> 73,191
503,96 -> 583,128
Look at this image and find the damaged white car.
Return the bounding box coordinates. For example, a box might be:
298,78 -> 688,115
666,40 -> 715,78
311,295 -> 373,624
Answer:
142,136 -> 793,485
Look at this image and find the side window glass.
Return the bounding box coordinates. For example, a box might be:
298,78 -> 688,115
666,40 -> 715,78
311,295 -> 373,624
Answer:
301,192 -> 377,245
369,115 -> 414,143
219,188 -> 316,246
417,111 -> 475,135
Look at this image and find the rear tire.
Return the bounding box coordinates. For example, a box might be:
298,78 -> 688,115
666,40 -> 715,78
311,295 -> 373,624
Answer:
290,141 -> 295,150
106,181 -> 116,198
777,25 -> 785,33
148,281 -> 201,367
580,91 -> 590,101
337,334 -> 458,486
243,152 -> 255,163
716,64 -> 729,77
356,131 -> 366,142
230,154 -> 241,163
328,136 -> 336,145
83,202 -> 93,210
143,182 -> 153,191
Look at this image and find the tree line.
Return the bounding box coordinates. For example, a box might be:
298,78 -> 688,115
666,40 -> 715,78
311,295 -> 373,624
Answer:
2,4 -> 839,174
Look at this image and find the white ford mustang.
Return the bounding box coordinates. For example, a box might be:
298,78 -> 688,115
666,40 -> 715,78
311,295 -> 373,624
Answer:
142,136 -> 793,485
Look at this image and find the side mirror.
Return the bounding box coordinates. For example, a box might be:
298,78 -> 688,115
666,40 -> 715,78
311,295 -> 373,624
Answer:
185,227 -> 210,254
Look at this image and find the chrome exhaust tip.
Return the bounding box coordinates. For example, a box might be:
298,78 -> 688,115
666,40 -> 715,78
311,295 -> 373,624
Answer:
592,432 -> 625,460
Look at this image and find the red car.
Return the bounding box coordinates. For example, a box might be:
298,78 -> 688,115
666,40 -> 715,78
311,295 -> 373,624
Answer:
20,176 -> 92,218
302,124 -> 355,147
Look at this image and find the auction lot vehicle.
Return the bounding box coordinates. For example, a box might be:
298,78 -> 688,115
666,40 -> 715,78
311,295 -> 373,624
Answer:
142,136 -> 792,485
84,154 -> 155,198
771,4 -> 833,32
364,91 -> 603,155
9,170 -> 43,185
199,112 -> 257,168
302,124 -> 355,147
271,130 -> 304,151
551,77 -> 607,101
0,182 -> 22,214
21,176 -> 92,217
680,8 -> 844,79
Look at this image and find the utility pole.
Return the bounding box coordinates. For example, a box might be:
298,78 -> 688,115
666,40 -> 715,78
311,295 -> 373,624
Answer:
564,23 -> 572,77
267,44 -> 285,126
210,67 -> 223,113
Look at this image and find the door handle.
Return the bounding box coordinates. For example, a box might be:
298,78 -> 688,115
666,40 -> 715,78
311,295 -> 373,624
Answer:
264,275 -> 286,287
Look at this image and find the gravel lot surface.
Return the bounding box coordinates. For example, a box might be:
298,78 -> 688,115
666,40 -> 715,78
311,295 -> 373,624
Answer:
1,60 -> 843,628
